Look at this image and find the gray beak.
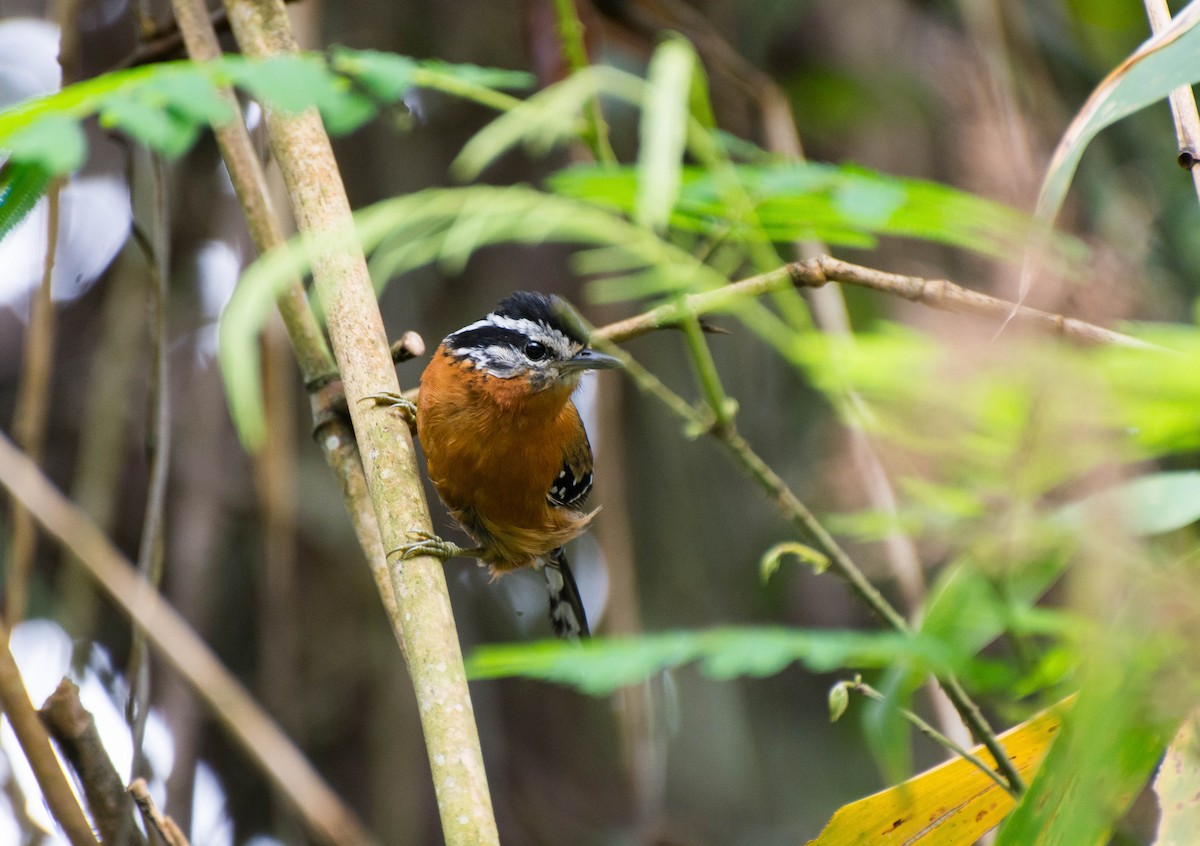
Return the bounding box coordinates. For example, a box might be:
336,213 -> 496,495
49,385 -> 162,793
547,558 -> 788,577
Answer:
560,347 -> 623,373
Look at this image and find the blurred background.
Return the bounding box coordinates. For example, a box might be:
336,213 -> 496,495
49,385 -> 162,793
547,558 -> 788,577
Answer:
0,1 -> 1194,843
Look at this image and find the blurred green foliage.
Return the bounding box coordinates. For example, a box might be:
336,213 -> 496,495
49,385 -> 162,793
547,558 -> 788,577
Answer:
8,7 -> 1200,842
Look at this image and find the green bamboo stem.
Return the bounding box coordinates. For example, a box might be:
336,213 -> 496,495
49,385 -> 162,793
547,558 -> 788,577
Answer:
219,2 -> 499,843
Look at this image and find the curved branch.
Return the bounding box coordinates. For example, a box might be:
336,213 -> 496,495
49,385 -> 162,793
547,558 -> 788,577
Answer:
598,256 -> 1152,349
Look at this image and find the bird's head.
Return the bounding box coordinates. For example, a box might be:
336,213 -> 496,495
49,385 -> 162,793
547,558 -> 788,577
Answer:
442,291 -> 622,394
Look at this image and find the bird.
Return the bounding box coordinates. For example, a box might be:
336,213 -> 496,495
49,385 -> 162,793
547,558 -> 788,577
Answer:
386,291 -> 621,639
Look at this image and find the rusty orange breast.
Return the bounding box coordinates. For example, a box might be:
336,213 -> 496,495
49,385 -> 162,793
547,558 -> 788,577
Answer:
415,347 -> 590,568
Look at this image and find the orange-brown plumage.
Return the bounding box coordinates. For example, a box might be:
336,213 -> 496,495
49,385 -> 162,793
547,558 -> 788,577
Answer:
417,349 -> 595,572
407,291 -> 621,638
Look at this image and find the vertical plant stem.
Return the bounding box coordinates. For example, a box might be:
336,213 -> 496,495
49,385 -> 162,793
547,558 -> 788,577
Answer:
6,182 -> 60,625
219,2 -> 499,843
59,248 -> 146,638
1144,0 -> 1200,204
126,162 -> 172,782
551,0 -> 616,164
676,306 -> 734,431
0,618 -> 99,846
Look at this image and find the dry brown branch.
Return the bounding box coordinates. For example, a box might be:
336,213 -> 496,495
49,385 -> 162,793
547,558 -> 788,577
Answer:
598,255 -> 1152,348
129,778 -> 191,846
0,431 -> 378,846
0,620 -> 99,846
39,679 -> 142,846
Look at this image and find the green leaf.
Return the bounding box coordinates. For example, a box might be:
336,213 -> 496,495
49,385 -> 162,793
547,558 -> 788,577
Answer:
1055,471 -> 1200,536
861,664 -> 917,783
228,55 -> 330,113
0,162 -> 52,241
228,53 -> 376,133
466,627 -> 967,695
1097,324 -> 1200,455
828,681 -> 851,722
549,161 -> 1069,262
145,69 -> 235,126
413,59 -> 533,95
331,48 -> 418,100
920,566 -> 1011,657
100,92 -> 201,158
4,113 -> 86,174
759,541 -> 829,582
636,37 -> 696,231
453,64 -> 644,180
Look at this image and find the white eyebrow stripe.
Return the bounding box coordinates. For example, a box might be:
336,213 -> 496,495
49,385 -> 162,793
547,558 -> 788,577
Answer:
447,312 -> 579,360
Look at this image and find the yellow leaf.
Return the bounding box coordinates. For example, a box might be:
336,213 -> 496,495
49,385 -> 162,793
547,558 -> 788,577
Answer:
809,696 -> 1073,845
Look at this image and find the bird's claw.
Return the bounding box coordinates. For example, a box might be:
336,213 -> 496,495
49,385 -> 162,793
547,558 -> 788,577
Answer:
389,531 -> 477,562
364,392 -> 417,433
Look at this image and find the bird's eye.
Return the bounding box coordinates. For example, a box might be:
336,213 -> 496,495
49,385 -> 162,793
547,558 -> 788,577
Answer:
523,340 -> 550,361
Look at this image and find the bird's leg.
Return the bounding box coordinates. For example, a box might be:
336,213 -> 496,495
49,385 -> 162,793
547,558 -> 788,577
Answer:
363,391 -> 417,435
390,530 -> 483,562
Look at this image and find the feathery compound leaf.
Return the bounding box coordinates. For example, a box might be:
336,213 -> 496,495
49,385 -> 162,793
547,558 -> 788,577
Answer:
636,37 -> 697,231
453,64 -> 644,180
550,161 -> 1070,262
4,114 -> 86,175
0,161 -> 53,241
466,627 -> 968,695
0,51 -> 529,181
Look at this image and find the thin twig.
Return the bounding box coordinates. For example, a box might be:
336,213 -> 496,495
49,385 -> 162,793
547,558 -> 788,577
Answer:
6,181 -> 61,625
129,779 -> 190,846
594,306 -> 1029,793
0,619 -> 100,846
598,256 -> 1153,348
39,679 -> 143,845
844,678 -> 1018,798
676,303 -> 735,431
0,432 -> 379,846
126,158 -> 172,785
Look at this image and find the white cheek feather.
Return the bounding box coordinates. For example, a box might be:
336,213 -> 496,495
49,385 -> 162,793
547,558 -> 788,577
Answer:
446,309 -> 584,379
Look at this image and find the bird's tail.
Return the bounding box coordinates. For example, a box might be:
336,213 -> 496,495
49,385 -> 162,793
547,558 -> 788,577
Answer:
544,547 -> 590,640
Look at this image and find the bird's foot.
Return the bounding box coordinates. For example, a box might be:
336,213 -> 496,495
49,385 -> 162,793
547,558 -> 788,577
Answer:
363,392 -> 417,434
389,530 -> 482,562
